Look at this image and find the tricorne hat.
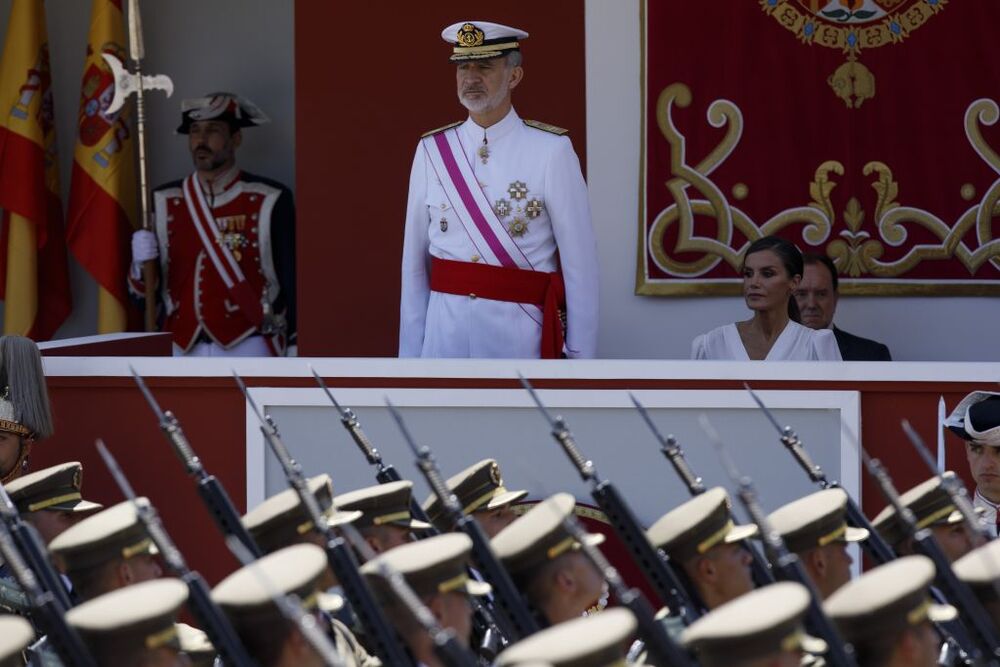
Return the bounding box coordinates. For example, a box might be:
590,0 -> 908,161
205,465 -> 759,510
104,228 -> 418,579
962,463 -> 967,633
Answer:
441,21 -> 528,62
176,92 -> 269,134
946,392 -> 1000,447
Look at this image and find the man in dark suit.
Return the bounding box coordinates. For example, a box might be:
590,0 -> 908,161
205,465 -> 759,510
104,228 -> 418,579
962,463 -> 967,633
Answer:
795,254 -> 892,361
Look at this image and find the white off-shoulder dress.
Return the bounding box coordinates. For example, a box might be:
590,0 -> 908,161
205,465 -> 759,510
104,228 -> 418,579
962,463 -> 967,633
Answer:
691,321 -> 843,361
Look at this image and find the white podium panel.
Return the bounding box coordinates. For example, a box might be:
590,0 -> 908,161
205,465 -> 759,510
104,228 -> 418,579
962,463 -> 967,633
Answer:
246,387 -> 860,528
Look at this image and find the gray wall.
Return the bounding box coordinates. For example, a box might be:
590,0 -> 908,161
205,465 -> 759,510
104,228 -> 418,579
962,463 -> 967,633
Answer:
0,0 -> 295,335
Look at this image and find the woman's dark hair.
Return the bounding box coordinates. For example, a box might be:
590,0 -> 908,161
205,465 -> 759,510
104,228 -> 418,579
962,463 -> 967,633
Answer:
742,236 -> 803,323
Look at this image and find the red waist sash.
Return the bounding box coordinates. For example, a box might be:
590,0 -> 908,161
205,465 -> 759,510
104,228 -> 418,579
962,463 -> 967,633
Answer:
430,257 -> 565,359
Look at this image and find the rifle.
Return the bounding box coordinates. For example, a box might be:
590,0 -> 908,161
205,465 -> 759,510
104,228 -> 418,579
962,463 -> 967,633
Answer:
0,479 -> 72,611
226,537 -> 345,667
131,367 -> 262,559
743,383 -> 896,565
0,520 -> 96,667
385,398 -> 540,642
699,415 -> 858,667
519,376 -> 700,624
561,511 -> 696,667
861,442 -> 1000,661
95,439 -> 259,667
309,366 -> 434,529
232,372 -> 414,666
630,392 -> 775,587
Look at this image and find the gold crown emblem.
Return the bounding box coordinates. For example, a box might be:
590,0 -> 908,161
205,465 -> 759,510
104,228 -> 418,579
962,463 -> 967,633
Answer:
488,462 -> 502,486
457,23 -> 485,48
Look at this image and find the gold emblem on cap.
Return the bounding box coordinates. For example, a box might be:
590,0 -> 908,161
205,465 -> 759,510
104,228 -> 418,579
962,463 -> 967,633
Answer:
458,23 -> 485,48
489,462 -> 502,487
73,467 -> 82,490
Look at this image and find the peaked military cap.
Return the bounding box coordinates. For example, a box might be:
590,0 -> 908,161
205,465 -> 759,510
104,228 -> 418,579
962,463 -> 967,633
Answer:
496,607 -> 636,666
767,489 -> 868,554
491,493 -> 603,578
682,582 -> 826,667
335,480 -> 431,531
954,538 -> 1000,604
66,578 -> 189,659
212,543 -> 326,629
176,92 -> 269,134
49,498 -> 157,573
946,392 -> 1000,447
872,472 -> 967,547
5,461 -> 102,514
824,555 -> 957,647
422,458 -> 527,530
0,615 -> 34,667
441,21 -> 528,62
646,487 -> 758,562
242,474 -> 361,554
361,533 -> 491,605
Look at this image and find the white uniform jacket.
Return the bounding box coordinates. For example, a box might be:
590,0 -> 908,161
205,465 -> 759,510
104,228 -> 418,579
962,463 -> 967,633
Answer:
399,107 -> 598,358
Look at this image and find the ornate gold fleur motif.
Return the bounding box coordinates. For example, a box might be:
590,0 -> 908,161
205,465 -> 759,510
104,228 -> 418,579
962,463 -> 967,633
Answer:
508,218 -> 528,237
508,181 -> 528,201
494,199 -> 511,218
526,198 -> 544,219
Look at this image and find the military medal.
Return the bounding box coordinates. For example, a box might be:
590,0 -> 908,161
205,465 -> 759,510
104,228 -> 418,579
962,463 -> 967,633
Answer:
478,134 -> 490,164
508,217 -> 528,237
440,217 -> 448,232
508,181 -> 528,200
526,198 -> 544,219
494,199 -> 510,218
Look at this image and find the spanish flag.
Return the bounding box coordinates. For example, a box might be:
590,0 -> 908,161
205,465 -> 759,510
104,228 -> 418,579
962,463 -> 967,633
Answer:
66,0 -> 138,333
0,0 -> 72,339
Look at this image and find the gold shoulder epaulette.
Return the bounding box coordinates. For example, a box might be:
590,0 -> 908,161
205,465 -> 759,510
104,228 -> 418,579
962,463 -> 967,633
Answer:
523,119 -> 569,135
421,121 -> 464,138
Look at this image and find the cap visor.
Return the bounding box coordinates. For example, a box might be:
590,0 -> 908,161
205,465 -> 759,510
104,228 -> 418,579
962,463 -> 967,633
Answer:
583,533 -> 606,548
409,518 -> 433,530
326,509 -> 363,528
464,579 -> 493,597
800,634 -> 829,655
844,526 -> 869,543
485,489 -> 528,511
725,523 -> 759,543
928,603 -> 959,623
51,499 -> 104,514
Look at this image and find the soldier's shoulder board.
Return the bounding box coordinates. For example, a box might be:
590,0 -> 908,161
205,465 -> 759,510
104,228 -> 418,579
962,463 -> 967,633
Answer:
421,121 -> 464,138
523,119 -> 569,135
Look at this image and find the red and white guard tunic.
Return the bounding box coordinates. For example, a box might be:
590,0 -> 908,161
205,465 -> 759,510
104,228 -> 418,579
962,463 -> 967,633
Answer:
129,167 -> 296,354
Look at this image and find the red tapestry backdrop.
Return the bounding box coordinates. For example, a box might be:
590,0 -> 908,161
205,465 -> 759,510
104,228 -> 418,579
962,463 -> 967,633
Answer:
639,0 -> 1000,296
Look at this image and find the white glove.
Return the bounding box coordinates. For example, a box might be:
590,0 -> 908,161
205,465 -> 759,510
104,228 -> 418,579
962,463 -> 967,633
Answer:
131,229 -> 159,263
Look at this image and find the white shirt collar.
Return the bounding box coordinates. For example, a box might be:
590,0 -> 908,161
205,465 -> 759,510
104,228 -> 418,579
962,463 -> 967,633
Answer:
460,106 -> 520,146
197,163 -> 240,196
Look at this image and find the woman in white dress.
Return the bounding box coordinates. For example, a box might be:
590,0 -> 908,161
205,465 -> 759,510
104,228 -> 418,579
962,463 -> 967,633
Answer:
692,237 -> 842,361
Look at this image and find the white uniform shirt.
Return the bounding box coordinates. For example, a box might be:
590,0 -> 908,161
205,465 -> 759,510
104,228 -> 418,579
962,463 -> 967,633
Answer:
974,490 -> 999,538
691,321 -> 842,361
399,107 -> 599,358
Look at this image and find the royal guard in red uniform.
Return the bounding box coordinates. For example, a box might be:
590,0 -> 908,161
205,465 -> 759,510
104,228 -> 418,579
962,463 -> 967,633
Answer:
129,93 -> 296,356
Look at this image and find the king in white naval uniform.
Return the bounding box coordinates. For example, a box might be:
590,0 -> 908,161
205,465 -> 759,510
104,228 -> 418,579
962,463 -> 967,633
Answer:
399,21 -> 598,359
946,391 -> 1000,537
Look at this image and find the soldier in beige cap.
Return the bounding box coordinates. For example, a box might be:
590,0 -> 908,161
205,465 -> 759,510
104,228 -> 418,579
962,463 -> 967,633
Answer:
682,581 -> 826,667
495,607 -> 636,666
767,488 -> 869,599
872,472 -> 982,563
66,577 -> 191,666
335,480 -> 431,554
423,458 -> 528,538
491,493 -> 605,626
953,538 -> 1000,633
361,532 -> 491,665
5,461 -> 102,544
213,543 -> 364,667
0,615 -> 34,667
48,498 -> 161,602
646,487 -> 757,611
824,555 -> 956,667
